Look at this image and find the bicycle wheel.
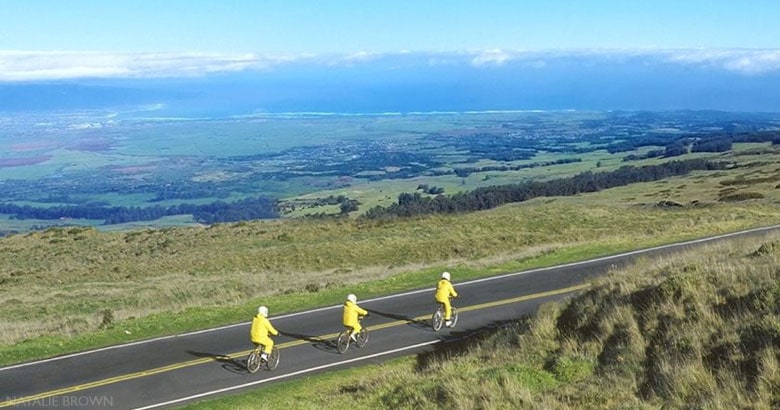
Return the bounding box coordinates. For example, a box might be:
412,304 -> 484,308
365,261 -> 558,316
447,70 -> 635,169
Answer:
355,328 -> 369,348
447,306 -> 459,328
266,348 -> 280,371
336,331 -> 350,354
431,306 -> 444,331
246,350 -> 261,373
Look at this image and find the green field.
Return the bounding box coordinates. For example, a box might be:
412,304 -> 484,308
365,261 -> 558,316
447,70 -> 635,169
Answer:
2,110 -> 779,229
288,141 -> 780,216
1,111 -> 780,408
2,195 -> 780,365
3,110 -> 780,364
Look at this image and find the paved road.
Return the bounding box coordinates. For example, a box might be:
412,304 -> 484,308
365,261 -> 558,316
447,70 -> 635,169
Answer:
2,225 -> 778,409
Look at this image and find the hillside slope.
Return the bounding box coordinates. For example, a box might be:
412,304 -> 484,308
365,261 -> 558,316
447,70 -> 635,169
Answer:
187,231 -> 780,409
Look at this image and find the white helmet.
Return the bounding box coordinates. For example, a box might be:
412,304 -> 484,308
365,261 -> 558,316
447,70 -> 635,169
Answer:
347,293 -> 357,303
441,271 -> 451,281
258,305 -> 269,318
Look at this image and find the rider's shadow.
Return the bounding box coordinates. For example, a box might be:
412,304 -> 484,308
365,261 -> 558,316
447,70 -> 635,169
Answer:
186,350 -> 248,374
365,308 -> 432,331
279,330 -> 341,354
415,318 -> 525,372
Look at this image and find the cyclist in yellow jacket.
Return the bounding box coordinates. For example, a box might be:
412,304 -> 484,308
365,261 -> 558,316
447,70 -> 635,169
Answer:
250,305 -> 279,361
342,293 -> 368,341
435,272 -> 458,326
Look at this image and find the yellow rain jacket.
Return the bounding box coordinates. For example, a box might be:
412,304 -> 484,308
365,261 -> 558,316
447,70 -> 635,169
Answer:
250,314 -> 279,352
435,279 -> 458,320
342,300 -> 368,333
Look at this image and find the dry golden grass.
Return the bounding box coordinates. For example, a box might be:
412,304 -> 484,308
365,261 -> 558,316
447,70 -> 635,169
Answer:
4,141 -> 780,351
2,201 -> 780,347
0,202 -> 768,346
186,229 -> 780,410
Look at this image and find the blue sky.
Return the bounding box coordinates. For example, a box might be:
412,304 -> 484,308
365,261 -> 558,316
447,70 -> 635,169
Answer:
1,1 -> 780,112
2,1 -> 779,53
1,0 -> 779,81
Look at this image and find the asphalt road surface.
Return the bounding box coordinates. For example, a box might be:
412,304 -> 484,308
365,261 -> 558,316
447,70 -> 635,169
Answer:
2,225 -> 778,409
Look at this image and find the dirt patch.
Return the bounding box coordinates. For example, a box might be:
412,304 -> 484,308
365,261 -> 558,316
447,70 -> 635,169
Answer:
0,156 -> 52,167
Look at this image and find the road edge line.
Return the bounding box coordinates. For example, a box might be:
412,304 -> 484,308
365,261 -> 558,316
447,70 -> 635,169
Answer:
2,224 -> 778,371
131,340 -> 440,410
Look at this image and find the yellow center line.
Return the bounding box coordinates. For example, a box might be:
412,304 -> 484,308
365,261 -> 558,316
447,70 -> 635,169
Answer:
0,283 -> 589,408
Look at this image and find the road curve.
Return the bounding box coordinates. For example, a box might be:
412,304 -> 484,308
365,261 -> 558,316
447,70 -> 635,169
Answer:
2,225 -> 779,409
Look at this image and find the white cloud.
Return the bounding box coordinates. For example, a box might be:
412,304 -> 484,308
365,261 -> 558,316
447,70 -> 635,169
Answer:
2,49 -> 780,81
322,51 -> 383,67
467,48 -> 780,74
663,49 -> 780,74
0,51 -> 298,81
341,51 -> 379,63
470,49 -> 514,66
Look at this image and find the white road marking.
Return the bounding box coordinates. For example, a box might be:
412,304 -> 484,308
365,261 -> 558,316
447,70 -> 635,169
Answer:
2,224 -> 777,372
131,340 -> 440,410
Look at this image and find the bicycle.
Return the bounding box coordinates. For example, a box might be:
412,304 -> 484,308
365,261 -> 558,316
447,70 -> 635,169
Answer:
431,301 -> 459,331
246,344 -> 280,373
336,316 -> 369,354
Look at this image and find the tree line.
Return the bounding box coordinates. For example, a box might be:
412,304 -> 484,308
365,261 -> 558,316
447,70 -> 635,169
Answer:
428,158 -> 582,178
0,197 -> 278,225
622,130 -> 780,162
362,159 -> 728,219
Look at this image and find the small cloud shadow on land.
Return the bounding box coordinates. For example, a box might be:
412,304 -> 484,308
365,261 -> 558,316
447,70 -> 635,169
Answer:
186,350 -> 248,374
364,308 -> 432,331
279,330 -> 340,354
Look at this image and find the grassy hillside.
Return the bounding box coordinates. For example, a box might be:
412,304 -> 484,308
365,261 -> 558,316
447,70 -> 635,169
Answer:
1,198 -> 780,365
2,140 -> 780,365
184,231 -> 780,410
286,142 -> 780,217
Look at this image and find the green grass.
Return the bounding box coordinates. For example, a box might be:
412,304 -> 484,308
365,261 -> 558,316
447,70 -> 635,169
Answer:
284,141 -> 780,217
3,127 -> 780,368
2,201 -> 780,366
182,230 -> 780,410
95,214 -> 199,232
